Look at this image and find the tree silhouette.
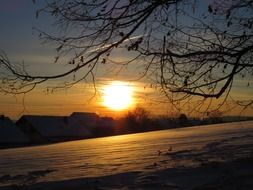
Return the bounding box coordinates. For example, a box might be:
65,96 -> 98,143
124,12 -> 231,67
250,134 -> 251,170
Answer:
125,107 -> 150,132
178,113 -> 189,127
0,0 -> 252,111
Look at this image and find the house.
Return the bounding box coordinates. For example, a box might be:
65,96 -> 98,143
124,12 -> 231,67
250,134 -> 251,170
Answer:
98,117 -> 115,128
0,115 -> 30,147
69,112 -> 100,129
93,116 -> 116,137
16,114 -> 95,143
16,115 -> 66,143
64,115 -> 92,138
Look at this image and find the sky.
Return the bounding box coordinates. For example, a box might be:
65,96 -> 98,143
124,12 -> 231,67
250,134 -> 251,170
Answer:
0,0 -> 252,120
0,0 -> 158,119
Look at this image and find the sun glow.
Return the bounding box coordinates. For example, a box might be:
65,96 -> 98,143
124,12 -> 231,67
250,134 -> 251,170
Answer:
103,81 -> 134,110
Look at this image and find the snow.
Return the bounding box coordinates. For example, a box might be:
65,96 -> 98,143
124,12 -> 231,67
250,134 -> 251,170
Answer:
0,120 -> 252,189
0,116 -> 29,143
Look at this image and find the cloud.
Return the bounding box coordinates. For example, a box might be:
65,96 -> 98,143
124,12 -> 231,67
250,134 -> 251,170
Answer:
88,35 -> 145,53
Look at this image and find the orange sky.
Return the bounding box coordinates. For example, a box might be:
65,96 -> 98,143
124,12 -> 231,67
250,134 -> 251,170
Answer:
1,78 -> 252,120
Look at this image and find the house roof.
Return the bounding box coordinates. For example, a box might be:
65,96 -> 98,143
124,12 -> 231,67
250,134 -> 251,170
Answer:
0,116 -> 30,143
18,115 -> 91,137
18,115 -> 70,137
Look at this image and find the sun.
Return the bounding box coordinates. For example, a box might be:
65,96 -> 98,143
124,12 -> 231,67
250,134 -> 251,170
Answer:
103,81 -> 133,110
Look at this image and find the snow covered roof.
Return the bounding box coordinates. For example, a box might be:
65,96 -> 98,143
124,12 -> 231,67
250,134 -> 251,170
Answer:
0,116 -> 30,143
18,115 -> 91,137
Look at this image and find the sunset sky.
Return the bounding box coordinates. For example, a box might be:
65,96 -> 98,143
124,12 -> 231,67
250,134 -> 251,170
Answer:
0,0 -> 252,120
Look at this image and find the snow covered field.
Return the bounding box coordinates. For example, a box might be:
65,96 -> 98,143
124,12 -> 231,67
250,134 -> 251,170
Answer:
0,121 -> 253,189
